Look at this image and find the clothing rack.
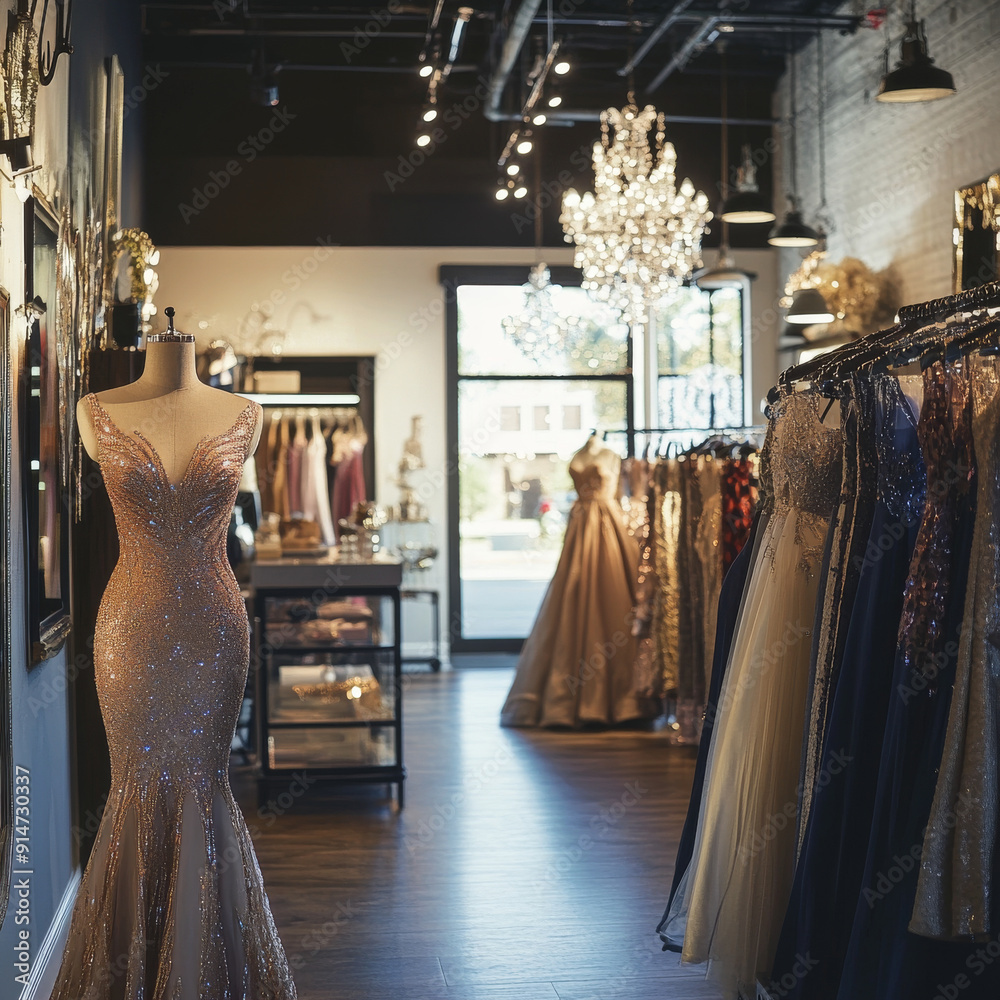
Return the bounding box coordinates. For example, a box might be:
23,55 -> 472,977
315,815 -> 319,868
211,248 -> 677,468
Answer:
605,426 -> 766,458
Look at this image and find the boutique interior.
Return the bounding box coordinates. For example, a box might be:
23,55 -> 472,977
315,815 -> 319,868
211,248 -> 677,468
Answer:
2,1 -> 1000,999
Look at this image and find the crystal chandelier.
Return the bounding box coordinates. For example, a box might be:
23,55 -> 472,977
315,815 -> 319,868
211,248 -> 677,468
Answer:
501,263 -> 581,360
560,103 -> 712,326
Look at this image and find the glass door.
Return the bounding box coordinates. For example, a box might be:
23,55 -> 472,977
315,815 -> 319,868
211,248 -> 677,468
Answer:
444,267 -> 632,652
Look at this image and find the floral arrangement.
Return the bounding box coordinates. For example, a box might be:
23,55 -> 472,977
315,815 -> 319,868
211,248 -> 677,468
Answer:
110,227 -> 160,322
781,250 -> 897,339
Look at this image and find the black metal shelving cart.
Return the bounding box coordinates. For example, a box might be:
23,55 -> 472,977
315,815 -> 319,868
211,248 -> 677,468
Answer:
251,556 -> 405,808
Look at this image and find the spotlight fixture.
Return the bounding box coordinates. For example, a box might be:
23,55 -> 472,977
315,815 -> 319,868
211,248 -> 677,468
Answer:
877,1 -> 956,103
513,185 -> 528,199
553,59 -> 571,75
547,94 -> 562,108
506,164 -> 520,176
516,138 -> 533,155
531,113 -> 547,125
416,133 -> 432,148
419,63 -> 434,78
249,48 -> 280,106
495,188 -> 509,201
422,105 -> 438,122
720,144 -> 775,224
768,204 -> 821,247
786,287 -> 835,325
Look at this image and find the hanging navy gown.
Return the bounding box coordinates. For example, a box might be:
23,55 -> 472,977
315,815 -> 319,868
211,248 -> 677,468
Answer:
770,376 -> 924,1000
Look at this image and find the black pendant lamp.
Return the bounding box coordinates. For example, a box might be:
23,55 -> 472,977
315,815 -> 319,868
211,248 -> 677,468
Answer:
786,287 -> 835,325
769,49 -> 819,248
769,197 -> 822,247
697,44 -> 758,288
877,1 -> 956,104
720,143 -> 776,224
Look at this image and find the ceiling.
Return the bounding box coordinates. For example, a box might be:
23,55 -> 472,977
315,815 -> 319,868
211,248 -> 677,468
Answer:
140,1 -> 865,247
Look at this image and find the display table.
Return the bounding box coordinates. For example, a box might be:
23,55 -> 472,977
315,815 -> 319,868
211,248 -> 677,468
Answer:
250,553 -> 405,807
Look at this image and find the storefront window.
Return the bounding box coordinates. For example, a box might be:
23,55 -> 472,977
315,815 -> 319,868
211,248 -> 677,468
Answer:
655,284 -> 746,430
445,267 -> 748,650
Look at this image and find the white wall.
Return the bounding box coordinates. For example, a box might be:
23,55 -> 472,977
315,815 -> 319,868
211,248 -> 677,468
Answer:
156,244 -> 778,652
774,0 -> 1000,304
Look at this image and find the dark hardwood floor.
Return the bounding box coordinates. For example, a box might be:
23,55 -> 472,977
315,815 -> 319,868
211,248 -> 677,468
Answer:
234,668 -> 724,1000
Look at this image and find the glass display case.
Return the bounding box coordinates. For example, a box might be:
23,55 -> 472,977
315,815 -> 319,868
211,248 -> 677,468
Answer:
252,558 -> 404,806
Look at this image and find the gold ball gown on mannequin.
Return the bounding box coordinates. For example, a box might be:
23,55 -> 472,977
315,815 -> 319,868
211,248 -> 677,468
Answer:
49,394 -> 297,1000
500,439 -> 658,728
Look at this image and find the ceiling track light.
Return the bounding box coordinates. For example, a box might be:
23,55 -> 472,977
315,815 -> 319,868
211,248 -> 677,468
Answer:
877,0 -> 956,103
249,48 -> 280,107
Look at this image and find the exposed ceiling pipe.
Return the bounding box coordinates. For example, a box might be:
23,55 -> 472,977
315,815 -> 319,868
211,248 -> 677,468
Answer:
492,109 -> 777,125
646,16 -> 721,94
644,11 -> 861,93
618,0 -> 696,77
485,0 -> 545,122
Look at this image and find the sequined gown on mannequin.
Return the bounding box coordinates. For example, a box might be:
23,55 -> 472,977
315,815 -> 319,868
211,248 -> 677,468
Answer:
500,443 -> 656,728
50,394 -> 297,1000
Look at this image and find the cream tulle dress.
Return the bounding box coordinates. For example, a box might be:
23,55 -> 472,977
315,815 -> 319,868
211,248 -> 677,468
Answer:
667,391 -> 841,995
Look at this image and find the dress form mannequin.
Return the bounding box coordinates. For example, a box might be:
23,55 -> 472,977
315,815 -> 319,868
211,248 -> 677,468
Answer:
54,306 -> 296,999
570,431 -> 618,477
77,308 -> 263,478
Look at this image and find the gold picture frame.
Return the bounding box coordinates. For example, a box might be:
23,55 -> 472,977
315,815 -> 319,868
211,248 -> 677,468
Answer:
102,54 -> 124,315
954,172 -> 1000,292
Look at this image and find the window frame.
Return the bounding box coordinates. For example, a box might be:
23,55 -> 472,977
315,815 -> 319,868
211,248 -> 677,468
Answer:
442,264 -> 634,654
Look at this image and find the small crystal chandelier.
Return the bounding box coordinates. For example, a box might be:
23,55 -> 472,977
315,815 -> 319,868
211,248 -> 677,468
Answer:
501,263 -> 580,360
560,102 -> 712,326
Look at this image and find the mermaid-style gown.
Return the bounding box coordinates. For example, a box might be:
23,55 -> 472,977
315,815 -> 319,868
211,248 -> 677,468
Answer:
50,394 -> 297,1000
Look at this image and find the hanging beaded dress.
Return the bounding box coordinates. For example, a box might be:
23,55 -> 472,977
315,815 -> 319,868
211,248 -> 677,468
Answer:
672,390 -> 841,995
50,393 -> 297,1000
912,355 -> 1000,940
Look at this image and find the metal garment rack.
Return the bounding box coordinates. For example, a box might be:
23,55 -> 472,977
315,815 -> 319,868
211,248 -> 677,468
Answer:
605,425 -> 767,458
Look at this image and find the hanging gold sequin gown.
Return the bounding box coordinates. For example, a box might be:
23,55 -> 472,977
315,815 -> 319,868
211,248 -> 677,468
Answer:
50,393 -> 297,1000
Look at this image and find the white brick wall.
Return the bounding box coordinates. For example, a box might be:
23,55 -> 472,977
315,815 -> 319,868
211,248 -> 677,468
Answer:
773,0 -> 1000,306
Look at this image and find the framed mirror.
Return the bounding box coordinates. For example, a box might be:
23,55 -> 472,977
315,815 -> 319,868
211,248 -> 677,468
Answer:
954,172 -> 1000,291
22,198 -> 71,666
